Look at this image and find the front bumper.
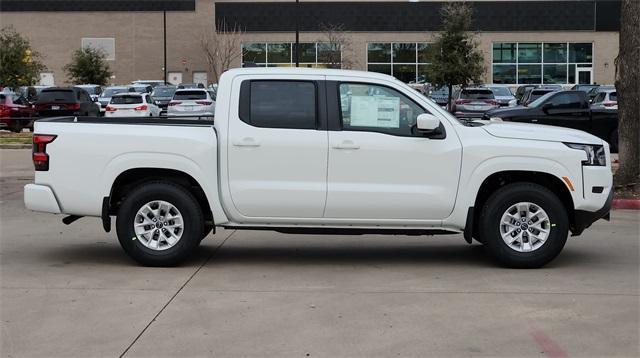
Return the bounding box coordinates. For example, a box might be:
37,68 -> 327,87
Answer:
24,184 -> 61,214
572,188 -> 613,236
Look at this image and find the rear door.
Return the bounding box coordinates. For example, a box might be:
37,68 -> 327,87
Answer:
324,78 -> 462,220
227,76 -> 328,218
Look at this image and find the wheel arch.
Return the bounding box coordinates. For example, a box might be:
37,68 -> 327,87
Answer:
471,170 -> 578,240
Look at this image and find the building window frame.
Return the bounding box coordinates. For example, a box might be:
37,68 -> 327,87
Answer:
241,42 -> 341,68
366,42 -> 431,83
491,42 -> 593,85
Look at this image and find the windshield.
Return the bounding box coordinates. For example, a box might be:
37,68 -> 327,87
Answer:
174,91 -> 207,100
152,87 -> 176,97
111,95 -> 143,104
487,87 -> 512,96
37,90 -> 75,102
461,89 -> 494,100
77,86 -> 98,95
528,91 -> 556,107
103,88 -> 129,97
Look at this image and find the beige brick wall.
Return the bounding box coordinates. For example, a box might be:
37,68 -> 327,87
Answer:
0,0 -> 618,86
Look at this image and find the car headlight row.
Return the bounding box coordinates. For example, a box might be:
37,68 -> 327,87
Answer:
564,143 -> 606,166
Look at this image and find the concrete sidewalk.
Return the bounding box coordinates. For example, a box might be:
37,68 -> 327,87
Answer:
1,149 -> 639,357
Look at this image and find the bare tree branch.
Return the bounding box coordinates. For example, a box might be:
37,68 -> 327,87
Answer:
200,19 -> 245,83
317,23 -> 358,69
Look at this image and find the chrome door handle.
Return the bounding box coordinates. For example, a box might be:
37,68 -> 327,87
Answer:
233,137 -> 261,147
332,140 -> 360,150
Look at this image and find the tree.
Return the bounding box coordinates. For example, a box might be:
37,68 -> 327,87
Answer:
200,20 -> 245,84
0,26 -> 47,90
426,2 -> 484,111
614,0 -> 640,187
64,46 -> 112,85
317,23 -> 358,69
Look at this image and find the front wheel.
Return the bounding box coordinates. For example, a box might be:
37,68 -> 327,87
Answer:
478,183 -> 569,268
116,181 -> 204,266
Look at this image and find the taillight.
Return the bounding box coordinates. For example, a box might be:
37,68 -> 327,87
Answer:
0,105 -> 9,117
603,102 -> 616,107
455,99 -> 471,104
168,101 -> 181,106
69,103 -> 81,110
32,134 -> 57,171
484,100 -> 500,106
195,101 -> 212,105
134,105 -> 148,111
105,105 -> 117,112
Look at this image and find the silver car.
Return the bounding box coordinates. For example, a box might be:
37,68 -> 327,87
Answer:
167,89 -> 216,118
452,88 -> 500,119
482,84 -> 517,107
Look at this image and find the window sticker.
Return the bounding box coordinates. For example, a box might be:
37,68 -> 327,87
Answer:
349,96 -> 400,128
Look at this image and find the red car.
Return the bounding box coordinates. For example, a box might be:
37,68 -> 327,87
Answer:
0,92 -> 36,132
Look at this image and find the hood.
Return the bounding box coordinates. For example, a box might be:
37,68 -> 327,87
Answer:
485,106 -> 529,117
481,121 -> 603,145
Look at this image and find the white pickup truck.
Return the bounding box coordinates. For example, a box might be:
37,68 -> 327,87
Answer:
24,68 -> 613,268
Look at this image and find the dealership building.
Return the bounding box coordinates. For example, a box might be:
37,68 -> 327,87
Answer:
0,0 -> 621,87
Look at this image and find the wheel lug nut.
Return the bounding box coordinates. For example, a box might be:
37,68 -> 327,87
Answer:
528,221 -> 532,225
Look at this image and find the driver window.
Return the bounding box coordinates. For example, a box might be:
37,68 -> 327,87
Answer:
339,83 -> 428,136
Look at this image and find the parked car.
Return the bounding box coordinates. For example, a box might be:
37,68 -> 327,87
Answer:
587,85 -> 615,102
167,89 -> 215,117
24,68 -> 612,268
514,84 -> 538,103
105,92 -> 160,118
150,85 -> 177,115
177,83 -> 205,89
590,88 -> 617,110
131,84 -> 153,94
571,84 -> 599,94
451,88 -> 499,118
0,92 -> 37,132
18,85 -> 51,102
131,80 -> 165,88
34,87 -> 100,117
98,86 -> 136,113
429,86 -> 450,108
481,84 -> 517,107
74,84 -> 103,102
485,90 -> 618,151
521,88 -> 559,106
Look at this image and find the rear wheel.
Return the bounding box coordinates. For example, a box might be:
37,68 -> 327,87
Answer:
478,183 -> 569,268
116,181 -> 204,266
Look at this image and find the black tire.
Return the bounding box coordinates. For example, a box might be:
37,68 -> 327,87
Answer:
116,181 -> 204,266
478,183 -> 569,268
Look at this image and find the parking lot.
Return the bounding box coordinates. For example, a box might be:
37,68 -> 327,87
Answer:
1,148 -> 638,357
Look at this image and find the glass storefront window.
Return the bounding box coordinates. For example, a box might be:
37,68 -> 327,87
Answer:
417,43 -> 433,63
393,43 -> 416,63
518,64 -> 542,84
518,43 -> 541,63
493,43 -> 516,63
543,64 -> 567,84
492,65 -> 517,84
543,43 -> 567,63
393,64 -> 417,83
492,42 -> 592,84
569,43 -> 593,63
242,43 -> 266,64
267,43 -> 291,63
367,64 -> 391,76
243,42 -> 338,67
367,43 -> 391,63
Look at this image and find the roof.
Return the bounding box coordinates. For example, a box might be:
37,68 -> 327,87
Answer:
112,92 -> 143,97
223,67 -> 399,82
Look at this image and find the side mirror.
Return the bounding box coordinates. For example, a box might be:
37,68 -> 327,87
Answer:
542,102 -> 553,112
416,113 -> 441,132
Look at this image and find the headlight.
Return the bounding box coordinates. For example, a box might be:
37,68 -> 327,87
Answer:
508,99 -> 517,107
564,143 -> 606,166
489,117 -> 503,122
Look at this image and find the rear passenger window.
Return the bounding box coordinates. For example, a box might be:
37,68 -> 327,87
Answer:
241,81 -> 316,129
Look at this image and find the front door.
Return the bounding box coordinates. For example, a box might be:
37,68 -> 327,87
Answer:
576,67 -> 593,85
324,79 -> 462,221
227,77 -> 328,218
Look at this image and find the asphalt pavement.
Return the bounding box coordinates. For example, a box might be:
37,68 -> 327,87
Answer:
1,149 -> 638,358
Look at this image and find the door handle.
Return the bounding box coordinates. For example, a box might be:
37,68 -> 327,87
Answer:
232,137 -> 261,147
332,140 -> 360,150
531,119 -> 538,123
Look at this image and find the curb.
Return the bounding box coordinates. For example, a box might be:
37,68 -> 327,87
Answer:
0,144 -> 32,149
612,199 -> 640,210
